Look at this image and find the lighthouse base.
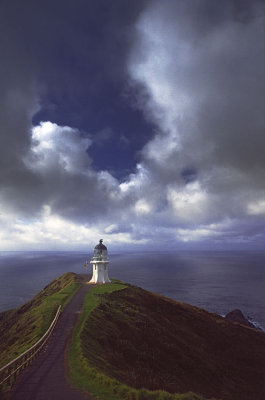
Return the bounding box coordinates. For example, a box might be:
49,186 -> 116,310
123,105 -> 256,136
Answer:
88,261 -> 111,284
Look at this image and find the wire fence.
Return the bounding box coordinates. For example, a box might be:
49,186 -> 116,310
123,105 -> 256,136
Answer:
0,305 -> 61,391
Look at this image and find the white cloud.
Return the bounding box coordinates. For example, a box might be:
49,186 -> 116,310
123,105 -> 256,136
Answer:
176,220 -> 232,242
142,132 -> 180,165
167,181 -> 209,222
104,224 -> 118,233
134,199 -> 152,216
0,205 -> 149,250
247,199 -> 265,215
25,121 -> 92,174
119,164 -> 149,194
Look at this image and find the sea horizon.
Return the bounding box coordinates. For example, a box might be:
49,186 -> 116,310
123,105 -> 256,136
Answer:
0,250 -> 265,329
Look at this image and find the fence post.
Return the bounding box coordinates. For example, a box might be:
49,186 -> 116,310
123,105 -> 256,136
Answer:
0,305 -> 61,391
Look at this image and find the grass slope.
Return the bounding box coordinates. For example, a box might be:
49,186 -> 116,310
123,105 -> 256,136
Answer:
0,272 -> 81,368
77,283 -> 265,400
69,282 -> 211,400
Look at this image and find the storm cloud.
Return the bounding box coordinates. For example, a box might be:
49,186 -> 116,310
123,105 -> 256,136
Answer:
127,0 -> 265,244
0,0 -> 264,249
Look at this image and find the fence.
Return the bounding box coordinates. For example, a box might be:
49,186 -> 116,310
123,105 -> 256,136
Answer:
0,305 -> 61,391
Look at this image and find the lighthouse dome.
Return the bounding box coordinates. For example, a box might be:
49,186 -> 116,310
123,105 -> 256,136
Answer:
94,239 -> 107,250
93,239 -> 108,260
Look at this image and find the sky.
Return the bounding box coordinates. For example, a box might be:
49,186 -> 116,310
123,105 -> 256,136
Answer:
0,0 -> 264,251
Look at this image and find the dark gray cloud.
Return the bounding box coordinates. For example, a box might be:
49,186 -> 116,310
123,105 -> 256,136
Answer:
126,0 -> 265,244
0,0 -> 264,249
0,0 -> 146,216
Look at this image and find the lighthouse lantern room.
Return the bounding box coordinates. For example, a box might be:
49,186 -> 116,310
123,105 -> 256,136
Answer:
89,239 -> 111,284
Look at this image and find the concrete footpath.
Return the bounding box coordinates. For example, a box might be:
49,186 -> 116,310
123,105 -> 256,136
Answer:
10,278 -> 93,400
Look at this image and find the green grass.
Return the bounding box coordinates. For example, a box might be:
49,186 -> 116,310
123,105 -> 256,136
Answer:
0,272 -> 81,368
69,282 -> 209,400
69,282 -> 265,400
69,282 -> 128,400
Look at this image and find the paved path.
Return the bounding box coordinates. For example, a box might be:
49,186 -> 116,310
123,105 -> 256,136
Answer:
11,278 -> 93,400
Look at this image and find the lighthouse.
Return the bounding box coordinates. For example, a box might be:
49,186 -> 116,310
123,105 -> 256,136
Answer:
89,239 -> 111,284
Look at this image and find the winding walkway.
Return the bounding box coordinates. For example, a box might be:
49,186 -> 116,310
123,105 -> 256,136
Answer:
11,278 -> 92,400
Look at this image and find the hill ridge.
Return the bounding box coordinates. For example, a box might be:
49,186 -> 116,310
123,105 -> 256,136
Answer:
78,283 -> 265,400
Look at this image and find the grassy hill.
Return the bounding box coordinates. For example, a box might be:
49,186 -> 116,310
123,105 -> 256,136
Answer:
75,283 -> 265,400
2,274 -> 265,400
0,272 -> 81,368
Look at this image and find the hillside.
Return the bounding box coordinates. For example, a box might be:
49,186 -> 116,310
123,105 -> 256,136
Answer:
0,272 -> 81,368
79,283 -> 265,400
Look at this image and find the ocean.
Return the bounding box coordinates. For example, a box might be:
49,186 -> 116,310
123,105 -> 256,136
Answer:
0,251 -> 265,328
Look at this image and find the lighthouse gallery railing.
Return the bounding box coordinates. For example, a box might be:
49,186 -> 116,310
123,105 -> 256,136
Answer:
0,304 -> 61,390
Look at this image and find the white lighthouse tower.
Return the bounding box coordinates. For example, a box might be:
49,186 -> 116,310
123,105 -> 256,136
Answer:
89,239 -> 111,284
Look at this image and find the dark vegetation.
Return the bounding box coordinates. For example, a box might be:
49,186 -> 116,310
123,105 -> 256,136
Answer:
70,282 -> 205,400
80,284 -> 265,400
2,275 -> 265,400
0,272 -> 81,368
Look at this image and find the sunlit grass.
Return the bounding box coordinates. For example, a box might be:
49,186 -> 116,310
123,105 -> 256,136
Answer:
0,272 -> 81,368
